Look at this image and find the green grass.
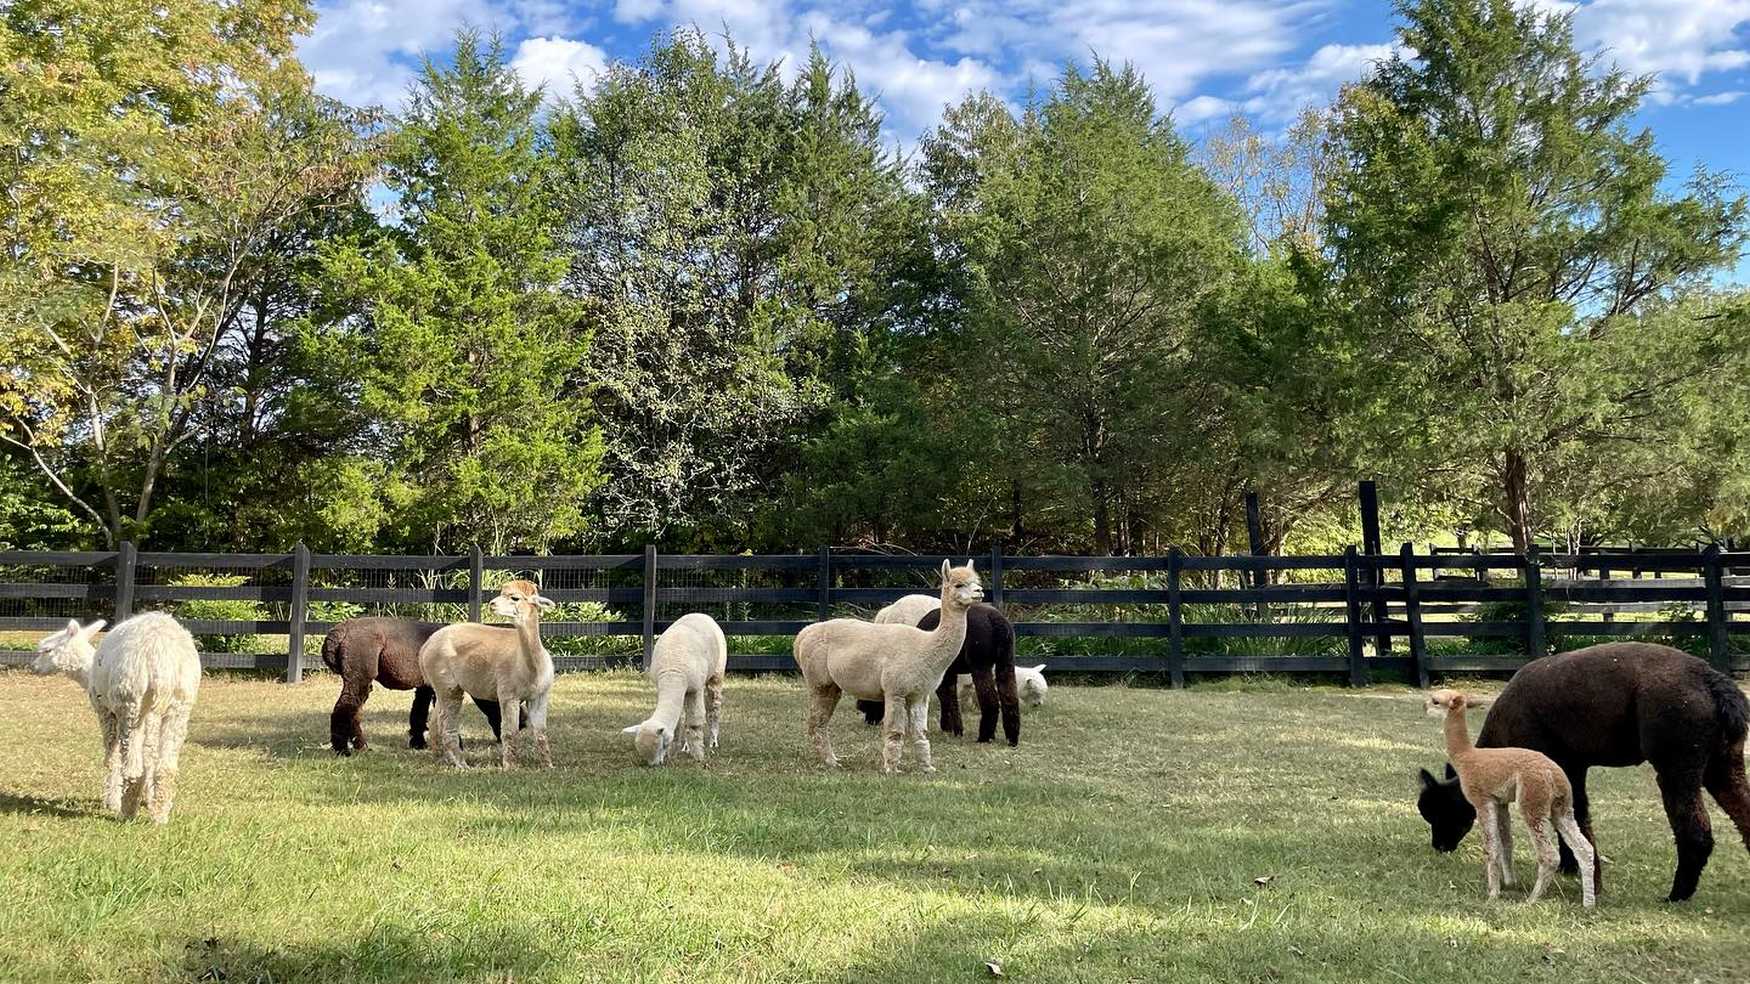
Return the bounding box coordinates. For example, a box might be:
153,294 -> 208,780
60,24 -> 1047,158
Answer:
1,671 -> 1747,983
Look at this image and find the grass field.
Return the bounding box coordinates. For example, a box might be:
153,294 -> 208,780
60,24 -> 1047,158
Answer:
1,670 -> 1747,983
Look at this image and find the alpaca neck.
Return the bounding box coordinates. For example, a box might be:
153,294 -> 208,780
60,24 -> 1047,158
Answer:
922,598 -> 971,674
515,615 -> 546,670
1443,705 -> 1475,761
649,670 -> 687,730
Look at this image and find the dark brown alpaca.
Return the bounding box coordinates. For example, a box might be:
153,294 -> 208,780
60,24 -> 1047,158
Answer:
322,617 -> 505,755
1417,642 -> 1750,901
858,603 -> 1020,745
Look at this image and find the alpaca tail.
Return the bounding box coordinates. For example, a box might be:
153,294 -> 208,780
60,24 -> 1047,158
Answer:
1703,665 -> 1749,746
320,627 -> 346,674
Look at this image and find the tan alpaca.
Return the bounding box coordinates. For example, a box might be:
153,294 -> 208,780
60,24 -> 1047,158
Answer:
420,580 -> 555,769
793,559 -> 983,773
1426,689 -> 1596,906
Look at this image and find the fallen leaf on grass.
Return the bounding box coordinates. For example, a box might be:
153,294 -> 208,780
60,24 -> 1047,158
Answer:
1254,874 -> 1275,887
984,960 -> 1005,977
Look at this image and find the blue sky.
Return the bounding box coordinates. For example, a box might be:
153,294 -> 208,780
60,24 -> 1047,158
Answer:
300,1 -> 1750,231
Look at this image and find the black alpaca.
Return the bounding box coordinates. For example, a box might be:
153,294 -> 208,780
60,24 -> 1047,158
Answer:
1416,642 -> 1750,902
858,603 -> 1020,746
322,617 -> 507,755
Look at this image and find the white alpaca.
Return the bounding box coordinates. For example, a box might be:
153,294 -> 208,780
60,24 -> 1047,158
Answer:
419,579 -> 555,769
873,593 -> 940,626
960,663 -> 1048,708
794,560 -> 983,773
621,613 -> 727,765
33,613 -> 201,823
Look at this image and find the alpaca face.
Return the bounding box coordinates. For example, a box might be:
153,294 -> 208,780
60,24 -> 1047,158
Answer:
940,559 -> 984,609
491,579 -> 554,622
32,619 -> 104,678
623,722 -> 671,765
1418,764 -> 1476,852
1424,688 -> 1465,718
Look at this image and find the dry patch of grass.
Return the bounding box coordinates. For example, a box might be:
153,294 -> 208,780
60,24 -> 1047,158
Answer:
0,670 -> 1745,983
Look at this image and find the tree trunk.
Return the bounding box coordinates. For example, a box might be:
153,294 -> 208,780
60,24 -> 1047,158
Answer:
1092,477 -> 1113,555
1502,449 -> 1534,552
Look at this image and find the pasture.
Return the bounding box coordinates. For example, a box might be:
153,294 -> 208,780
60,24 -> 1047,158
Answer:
1,671 -> 1746,983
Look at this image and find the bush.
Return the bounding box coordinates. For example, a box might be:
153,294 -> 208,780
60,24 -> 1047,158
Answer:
171,573 -> 266,653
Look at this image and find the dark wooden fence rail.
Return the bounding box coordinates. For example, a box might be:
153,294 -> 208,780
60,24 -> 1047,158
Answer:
2,544 -> 1745,683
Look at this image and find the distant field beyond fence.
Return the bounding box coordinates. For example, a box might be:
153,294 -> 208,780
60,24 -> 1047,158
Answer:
2,544 -> 1745,684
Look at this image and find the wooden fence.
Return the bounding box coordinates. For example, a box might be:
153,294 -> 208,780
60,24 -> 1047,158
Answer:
1,543 -> 1745,685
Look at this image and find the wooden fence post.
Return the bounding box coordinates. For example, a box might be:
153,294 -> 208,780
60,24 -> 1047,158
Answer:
989,543 -> 1004,608
286,542 -> 310,684
112,540 -> 137,623
1523,545 -> 1545,661
1343,545 -> 1368,686
817,546 -> 831,622
1166,547 -> 1185,689
1400,542 -> 1428,688
1359,480 -> 1390,656
641,544 -> 657,672
468,543 -> 484,623
1703,544 -> 1729,672
1245,491 -> 1267,619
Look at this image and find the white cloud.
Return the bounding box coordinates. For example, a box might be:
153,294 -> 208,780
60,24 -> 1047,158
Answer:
511,36 -> 610,99
1693,88 -> 1748,104
1174,95 -> 1238,126
1555,0 -> 1750,101
1241,42 -> 1399,121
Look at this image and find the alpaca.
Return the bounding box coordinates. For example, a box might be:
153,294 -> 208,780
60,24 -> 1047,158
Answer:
858,603 -> 1021,745
33,613 -> 201,823
962,664 -> 1047,709
621,612 -> 727,765
874,593 -> 941,627
321,617 -> 505,755
1426,689 -> 1596,906
794,559 -> 983,773
419,580 -> 555,769
1417,642 -> 1750,901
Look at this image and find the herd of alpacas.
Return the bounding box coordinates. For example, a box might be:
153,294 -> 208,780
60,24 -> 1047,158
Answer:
26,557 -> 1750,908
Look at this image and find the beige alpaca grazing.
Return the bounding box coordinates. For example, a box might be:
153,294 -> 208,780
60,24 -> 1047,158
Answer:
622,612 -> 728,765
794,559 -> 983,773
1426,689 -> 1596,907
420,580 -> 555,769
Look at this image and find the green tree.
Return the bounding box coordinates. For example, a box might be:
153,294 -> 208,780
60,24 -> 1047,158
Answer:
923,63 -> 1249,554
1322,0 -> 1748,549
311,32 -> 602,554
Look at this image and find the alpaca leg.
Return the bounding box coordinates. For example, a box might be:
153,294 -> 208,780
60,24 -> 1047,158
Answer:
1703,738 -> 1750,854
1563,764 -> 1603,892
1656,766 -> 1713,902
935,676 -> 964,737
1480,804 -> 1502,899
473,696 -> 506,743
525,694 -> 551,768
970,667 -> 1000,743
138,711 -> 163,823
805,685 -> 841,768
99,712 -> 124,813
907,695 -> 935,773
1525,815 -> 1559,903
435,691 -> 467,768
1554,812 -> 1597,907
117,707 -> 148,820
994,660 -> 1021,747
858,699 -> 885,726
408,685 -> 434,750
1494,803 -> 1516,888
705,674 -> 723,749
498,695 -> 521,770
149,701 -> 193,824
334,673 -> 372,755
881,693 -> 907,774
684,689 -> 707,762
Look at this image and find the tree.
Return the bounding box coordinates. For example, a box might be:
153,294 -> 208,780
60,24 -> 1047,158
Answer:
310,32 -> 602,554
1323,0 -> 1748,549
0,0 -> 374,545
923,62 -> 1248,554
1200,108 -> 1334,255
552,34 -> 913,545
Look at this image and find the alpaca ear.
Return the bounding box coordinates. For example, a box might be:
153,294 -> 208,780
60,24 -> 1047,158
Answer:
533,594 -> 555,610
79,619 -> 106,641
965,558 -> 975,572
940,559 -> 951,580
1468,698 -> 1488,711
1444,762 -> 1458,780
1419,768 -> 1440,791
64,618 -> 80,638
1031,664 -> 1046,673
621,724 -> 640,735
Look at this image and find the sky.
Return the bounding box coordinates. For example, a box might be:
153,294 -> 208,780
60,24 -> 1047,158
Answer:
298,0 -> 1750,210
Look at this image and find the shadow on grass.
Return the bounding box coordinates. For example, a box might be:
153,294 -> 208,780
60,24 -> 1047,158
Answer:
0,789 -> 100,819
168,925 -> 564,984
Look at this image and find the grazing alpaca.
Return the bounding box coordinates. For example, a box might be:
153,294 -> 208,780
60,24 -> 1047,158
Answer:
321,617 -> 505,755
33,613 -> 201,823
621,612 -> 727,765
1426,689 -> 1596,906
963,663 -> 1047,709
419,580 -> 555,769
1417,642 -> 1750,901
794,560 -> 983,773
859,603 -> 1021,745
